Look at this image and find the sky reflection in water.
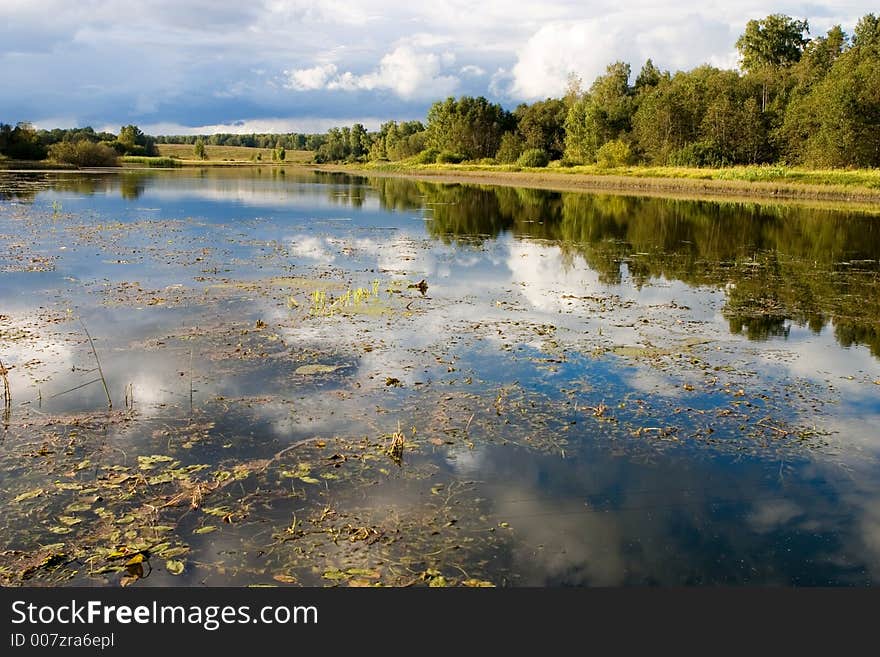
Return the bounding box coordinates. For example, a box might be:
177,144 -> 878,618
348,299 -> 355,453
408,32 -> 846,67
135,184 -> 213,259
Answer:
1,168 -> 879,586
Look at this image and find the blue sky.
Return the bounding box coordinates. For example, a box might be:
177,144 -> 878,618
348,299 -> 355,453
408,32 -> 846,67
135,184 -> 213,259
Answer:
1,1 -> 875,134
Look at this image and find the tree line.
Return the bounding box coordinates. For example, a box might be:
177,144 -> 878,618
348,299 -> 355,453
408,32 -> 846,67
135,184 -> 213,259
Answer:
303,13 -> 879,168
0,123 -> 158,166
3,13 -> 877,169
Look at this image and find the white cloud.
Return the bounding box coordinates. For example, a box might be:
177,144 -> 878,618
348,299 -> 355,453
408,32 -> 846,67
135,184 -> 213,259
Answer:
134,116 -> 384,135
3,1 -> 878,126
284,63 -> 339,90
509,12 -> 734,99
460,64 -> 486,77
285,46 -> 460,100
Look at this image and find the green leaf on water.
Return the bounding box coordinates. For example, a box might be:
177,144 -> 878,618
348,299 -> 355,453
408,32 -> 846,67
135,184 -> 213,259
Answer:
137,454 -> 174,470
194,526 -> 217,535
322,569 -> 349,581
299,476 -> 320,484
147,472 -> 174,485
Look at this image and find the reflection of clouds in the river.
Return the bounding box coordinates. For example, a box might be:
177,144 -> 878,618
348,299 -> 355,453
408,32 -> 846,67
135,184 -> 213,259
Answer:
288,235 -> 338,264
626,368 -> 685,398
146,184 -> 381,212
747,499 -> 804,534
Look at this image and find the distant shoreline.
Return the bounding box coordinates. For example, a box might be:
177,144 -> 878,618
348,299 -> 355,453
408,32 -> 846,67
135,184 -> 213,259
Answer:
5,156 -> 880,208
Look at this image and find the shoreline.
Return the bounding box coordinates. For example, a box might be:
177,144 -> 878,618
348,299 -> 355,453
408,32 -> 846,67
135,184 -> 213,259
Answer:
5,159 -> 880,209
313,163 -> 880,207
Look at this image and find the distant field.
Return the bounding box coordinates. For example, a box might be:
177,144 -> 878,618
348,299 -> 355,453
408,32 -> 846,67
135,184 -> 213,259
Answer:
157,143 -> 313,164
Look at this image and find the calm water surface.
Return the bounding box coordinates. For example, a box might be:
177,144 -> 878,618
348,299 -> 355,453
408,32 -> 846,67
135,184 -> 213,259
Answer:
1,168 -> 879,586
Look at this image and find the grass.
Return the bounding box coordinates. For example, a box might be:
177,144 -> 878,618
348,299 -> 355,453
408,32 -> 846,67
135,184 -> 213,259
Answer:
120,156 -> 179,168
364,159 -> 880,189
157,144 -> 312,164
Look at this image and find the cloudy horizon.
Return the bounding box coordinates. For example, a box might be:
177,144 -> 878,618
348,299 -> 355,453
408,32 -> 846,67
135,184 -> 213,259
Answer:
1,0 -> 875,134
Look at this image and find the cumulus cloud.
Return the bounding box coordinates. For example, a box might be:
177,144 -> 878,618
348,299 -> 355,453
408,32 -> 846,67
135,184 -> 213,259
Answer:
285,46 -> 459,100
2,0 -> 877,128
460,64 -> 486,77
134,116 -> 384,135
509,13 -> 734,99
285,63 -> 339,91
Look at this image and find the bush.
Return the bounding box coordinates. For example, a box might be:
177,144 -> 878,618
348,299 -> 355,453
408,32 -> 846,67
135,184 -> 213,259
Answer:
49,140 -> 119,167
595,140 -> 632,169
414,148 -> 440,164
436,150 -> 465,164
667,141 -> 727,167
496,132 -> 524,163
515,148 -> 550,168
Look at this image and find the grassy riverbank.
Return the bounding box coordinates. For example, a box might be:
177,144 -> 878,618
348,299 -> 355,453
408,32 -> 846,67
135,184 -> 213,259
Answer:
318,161 -> 880,205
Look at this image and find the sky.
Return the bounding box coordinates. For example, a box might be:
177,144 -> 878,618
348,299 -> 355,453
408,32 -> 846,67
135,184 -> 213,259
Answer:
1,0 -> 875,135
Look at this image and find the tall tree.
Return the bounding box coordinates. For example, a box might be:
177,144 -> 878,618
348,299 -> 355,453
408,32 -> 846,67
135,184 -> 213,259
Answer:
426,96 -> 514,159
564,62 -> 634,163
736,14 -> 810,111
514,98 -> 567,159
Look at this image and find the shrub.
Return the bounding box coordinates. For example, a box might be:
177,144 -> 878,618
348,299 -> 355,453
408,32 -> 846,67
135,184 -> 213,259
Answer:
414,148 -> 440,164
496,132 -> 524,163
515,148 -> 550,168
49,140 -> 119,167
436,150 -> 465,164
667,141 -> 727,167
595,140 -> 632,169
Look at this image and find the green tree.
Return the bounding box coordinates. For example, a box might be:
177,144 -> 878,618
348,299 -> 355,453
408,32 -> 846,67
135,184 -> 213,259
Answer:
0,122 -> 47,160
635,59 -> 664,92
115,124 -> 157,156
564,62 -> 634,163
193,138 -> 206,159
496,131 -> 524,163
348,124 -> 369,159
853,13 -> 880,51
514,98 -> 567,159
426,96 -> 514,160
789,38 -> 880,167
736,14 -> 810,112
736,14 -> 810,72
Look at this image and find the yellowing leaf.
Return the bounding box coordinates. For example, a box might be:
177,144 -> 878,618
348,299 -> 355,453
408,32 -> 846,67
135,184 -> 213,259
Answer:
322,569 -> 349,581
14,488 -> 44,503
165,559 -> 185,575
